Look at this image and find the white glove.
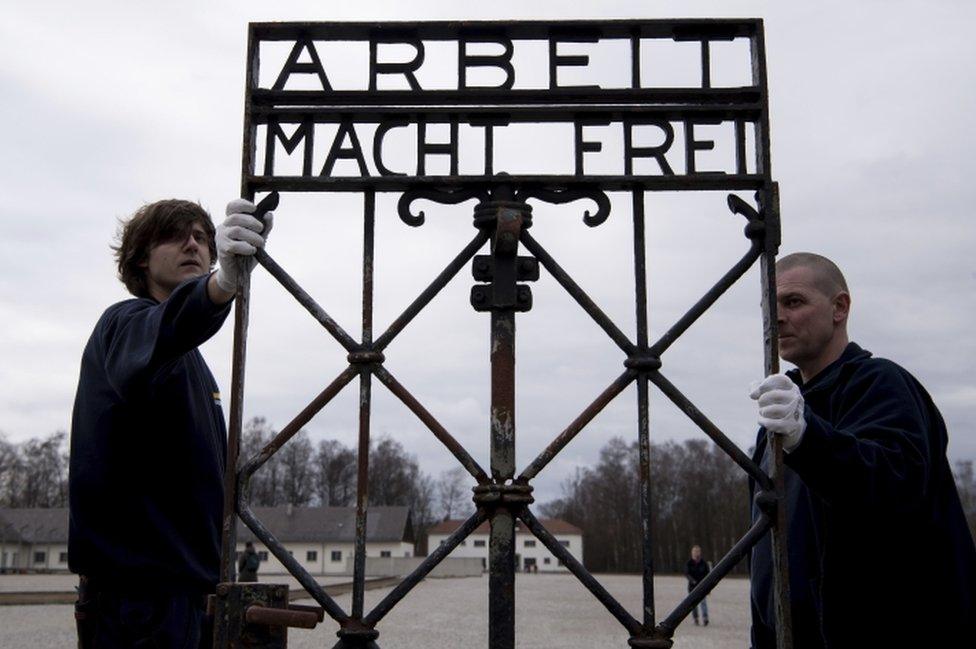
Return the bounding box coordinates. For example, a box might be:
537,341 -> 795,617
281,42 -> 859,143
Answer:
749,373 -> 807,452
215,198 -> 274,292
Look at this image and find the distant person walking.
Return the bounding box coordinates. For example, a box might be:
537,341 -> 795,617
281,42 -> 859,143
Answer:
237,542 -> 260,582
685,545 -> 710,626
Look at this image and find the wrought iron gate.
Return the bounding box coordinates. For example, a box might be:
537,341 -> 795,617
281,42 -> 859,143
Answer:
214,19 -> 793,649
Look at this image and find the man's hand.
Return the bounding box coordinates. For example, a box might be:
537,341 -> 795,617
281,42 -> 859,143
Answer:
750,373 -> 807,452
213,198 -> 274,294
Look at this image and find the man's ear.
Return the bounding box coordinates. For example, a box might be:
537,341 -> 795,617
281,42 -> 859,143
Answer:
833,292 -> 851,324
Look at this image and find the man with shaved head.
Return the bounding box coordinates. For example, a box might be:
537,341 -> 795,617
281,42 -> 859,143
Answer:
748,253 -> 976,648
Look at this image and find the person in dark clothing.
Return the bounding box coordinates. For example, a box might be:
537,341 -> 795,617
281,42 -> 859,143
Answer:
748,252 -> 976,649
69,197 -> 273,648
685,545 -> 710,626
237,542 -> 260,583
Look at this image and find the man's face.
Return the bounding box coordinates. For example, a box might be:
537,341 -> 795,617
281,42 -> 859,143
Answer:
142,223 -> 212,301
776,265 -> 843,370
691,547 -> 701,560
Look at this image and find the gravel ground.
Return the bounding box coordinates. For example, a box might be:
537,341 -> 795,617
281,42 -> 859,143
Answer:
0,574 -> 749,648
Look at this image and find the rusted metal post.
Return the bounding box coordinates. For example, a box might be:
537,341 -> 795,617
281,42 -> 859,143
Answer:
476,184 -> 529,649
758,183 -> 793,649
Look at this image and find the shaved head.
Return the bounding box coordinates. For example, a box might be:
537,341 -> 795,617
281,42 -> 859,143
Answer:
777,252 -> 849,298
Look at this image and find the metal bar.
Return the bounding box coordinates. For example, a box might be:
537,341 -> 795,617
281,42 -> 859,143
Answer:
518,370 -> 635,482
489,303 -> 517,649
248,175 -> 768,194
363,191 -> 375,344
252,88 -> 761,107
519,509 -> 642,635
241,366 -> 359,476
251,104 -> 763,122
519,230 -> 635,354
219,274 -> 250,584
237,504 -> 349,623
759,183 -> 792,649
364,509 -> 488,626
648,370 -> 772,491
245,605 -> 320,629
219,24 -> 260,581
648,239 -> 761,356
254,248 -> 360,351
632,189 -> 656,629
372,365 -> 489,483
373,229 -> 490,351
352,193 -> 376,620
657,513 -> 773,634
250,18 -> 761,41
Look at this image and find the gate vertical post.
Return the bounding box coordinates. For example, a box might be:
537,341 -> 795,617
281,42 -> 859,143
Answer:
476,183 -> 530,649
759,183 -> 793,649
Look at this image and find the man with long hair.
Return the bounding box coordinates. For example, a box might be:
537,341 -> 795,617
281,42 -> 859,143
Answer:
69,197 -> 271,648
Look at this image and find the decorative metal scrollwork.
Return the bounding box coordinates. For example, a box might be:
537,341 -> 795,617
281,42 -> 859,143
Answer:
516,186 -> 612,227
397,187 -> 491,227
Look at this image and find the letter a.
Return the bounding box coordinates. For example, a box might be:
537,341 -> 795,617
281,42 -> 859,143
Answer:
272,38 -> 332,91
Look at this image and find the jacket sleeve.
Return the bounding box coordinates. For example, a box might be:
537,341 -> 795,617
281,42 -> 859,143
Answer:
784,360 -> 935,513
102,275 -> 232,399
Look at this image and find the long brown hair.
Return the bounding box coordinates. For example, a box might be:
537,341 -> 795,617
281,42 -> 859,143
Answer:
112,199 -> 216,298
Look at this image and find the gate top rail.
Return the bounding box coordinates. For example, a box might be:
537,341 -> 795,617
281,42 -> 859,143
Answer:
243,18 -> 771,195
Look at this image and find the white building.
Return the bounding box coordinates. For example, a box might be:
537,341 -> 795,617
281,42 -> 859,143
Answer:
427,518 -> 583,573
0,508 -> 69,573
0,506 -> 414,576
236,505 -> 415,575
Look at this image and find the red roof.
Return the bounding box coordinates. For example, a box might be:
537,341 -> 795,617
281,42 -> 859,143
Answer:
428,517 -> 582,536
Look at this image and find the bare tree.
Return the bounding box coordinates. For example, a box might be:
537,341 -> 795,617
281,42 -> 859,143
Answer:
240,417 -> 283,506
365,436 -> 436,552
542,436 -> 750,574
279,430 -> 315,506
314,439 -> 356,506
0,432 -> 68,508
955,460 -> 976,541
436,467 -> 472,521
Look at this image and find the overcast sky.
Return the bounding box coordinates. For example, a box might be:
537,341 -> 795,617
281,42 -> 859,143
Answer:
1,1 -> 973,506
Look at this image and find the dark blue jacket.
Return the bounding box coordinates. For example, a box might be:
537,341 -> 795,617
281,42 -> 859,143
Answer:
68,275 -> 231,594
750,343 -> 976,648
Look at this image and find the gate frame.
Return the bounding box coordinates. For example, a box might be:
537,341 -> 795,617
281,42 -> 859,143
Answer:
217,19 -> 793,649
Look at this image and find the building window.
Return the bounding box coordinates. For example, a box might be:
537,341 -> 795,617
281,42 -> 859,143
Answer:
33,552 -> 46,564
524,539 -> 536,548
59,552 -> 69,563
404,551 -> 411,557
559,540 -> 570,548
473,540 -> 486,547
306,551 -> 317,562
331,551 -> 342,562
543,557 -> 551,565
380,551 -> 392,558
460,540 -> 467,546
258,551 -> 269,561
